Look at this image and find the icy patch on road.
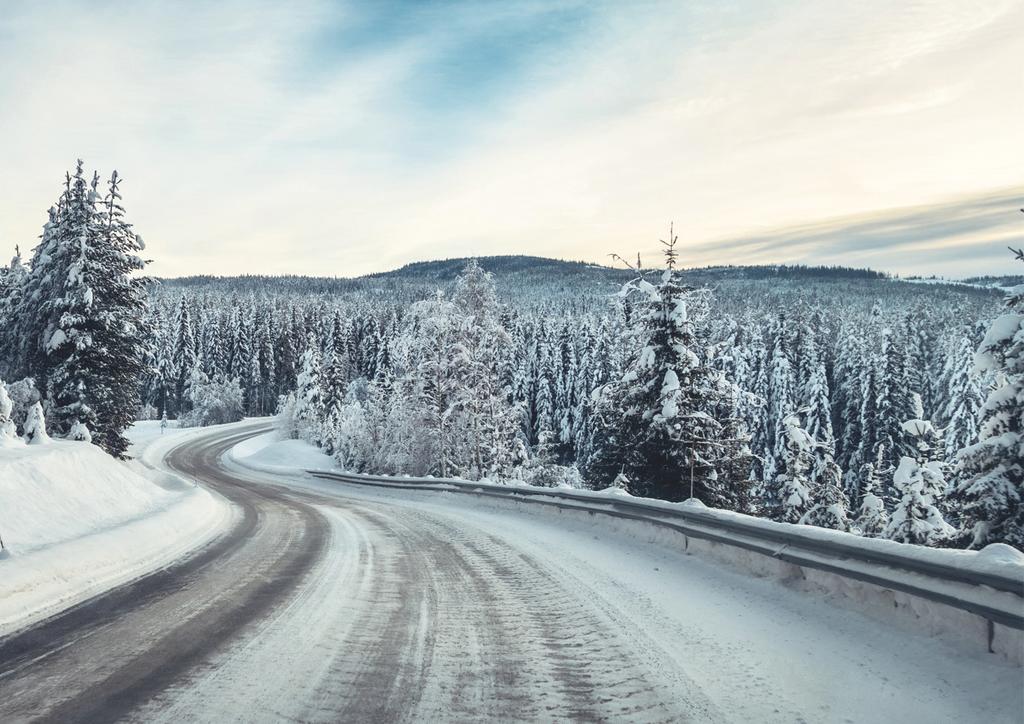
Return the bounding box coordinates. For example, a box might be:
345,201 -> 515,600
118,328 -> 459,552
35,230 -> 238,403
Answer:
0,424 -> 232,635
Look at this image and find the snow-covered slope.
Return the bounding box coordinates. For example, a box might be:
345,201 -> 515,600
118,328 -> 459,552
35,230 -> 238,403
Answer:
227,428 -> 335,475
0,430 -> 231,635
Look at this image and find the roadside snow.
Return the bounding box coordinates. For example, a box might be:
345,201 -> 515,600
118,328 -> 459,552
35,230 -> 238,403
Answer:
229,429 -> 1024,661
226,429 -> 336,475
0,424 -> 232,635
229,430 -> 1024,585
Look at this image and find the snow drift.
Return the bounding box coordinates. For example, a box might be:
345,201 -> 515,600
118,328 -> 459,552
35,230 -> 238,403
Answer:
0,434 -> 230,634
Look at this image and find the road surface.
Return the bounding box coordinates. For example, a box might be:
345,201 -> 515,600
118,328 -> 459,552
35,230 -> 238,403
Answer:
0,424 -> 1020,723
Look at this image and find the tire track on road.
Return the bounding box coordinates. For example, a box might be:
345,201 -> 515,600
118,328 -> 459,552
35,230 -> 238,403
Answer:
0,426 -> 330,724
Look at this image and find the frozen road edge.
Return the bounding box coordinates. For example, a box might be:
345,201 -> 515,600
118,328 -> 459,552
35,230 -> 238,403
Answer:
0,426 -> 237,637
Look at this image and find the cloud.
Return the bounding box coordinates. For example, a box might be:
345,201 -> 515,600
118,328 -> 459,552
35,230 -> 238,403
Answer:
684,187 -> 1024,276
0,0 -> 1020,278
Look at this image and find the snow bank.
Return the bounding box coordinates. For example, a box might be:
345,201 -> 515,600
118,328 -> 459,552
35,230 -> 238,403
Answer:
230,428 -> 1024,659
0,428 -> 231,635
226,429 -> 336,475
226,429 -> 1021,584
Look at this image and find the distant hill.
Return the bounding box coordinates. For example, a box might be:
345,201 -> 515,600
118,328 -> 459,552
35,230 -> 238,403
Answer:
157,255 -> 892,293
151,254 -> 999,311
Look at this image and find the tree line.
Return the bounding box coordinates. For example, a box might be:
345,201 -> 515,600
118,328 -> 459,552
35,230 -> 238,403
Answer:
1,164 -> 1020,551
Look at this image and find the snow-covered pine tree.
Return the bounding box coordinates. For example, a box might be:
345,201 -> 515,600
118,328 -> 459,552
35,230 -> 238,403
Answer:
766,313 -> 797,484
0,248 -> 28,381
171,296 -> 199,418
0,380 -> 17,444
533,332 -> 556,448
251,313 -> 275,415
803,354 -> 833,449
590,227 -> 750,507
86,170 -> 150,456
743,324 -> 771,484
452,260 -> 523,478
555,323 -> 578,455
941,333 -> 984,461
15,163 -> 148,456
832,321 -> 865,473
801,431 -> 850,531
319,341 -> 350,456
848,363 -> 881,502
274,310 -> 299,400
953,248 -> 1024,549
876,325 -> 919,469
855,451 -> 890,537
23,401 -> 51,444
885,418 -> 954,545
390,291 -> 464,477
770,410 -> 814,523
293,334 -> 324,444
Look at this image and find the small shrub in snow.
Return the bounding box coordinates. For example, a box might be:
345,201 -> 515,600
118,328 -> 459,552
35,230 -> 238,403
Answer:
5,377 -> 39,434
611,470 -> 631,493
0,380 -> 19,444
66,418 -> 91,443
24,402 -> 51,444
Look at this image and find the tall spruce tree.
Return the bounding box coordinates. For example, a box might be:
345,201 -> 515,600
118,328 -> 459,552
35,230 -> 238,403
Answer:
15,163 -> 148,456
886,419 -> 954,545
953,248 -> 1024,549
590,227 -> 751,507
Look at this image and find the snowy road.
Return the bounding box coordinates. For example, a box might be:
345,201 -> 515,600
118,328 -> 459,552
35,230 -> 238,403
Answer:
0,424 -> 1020,723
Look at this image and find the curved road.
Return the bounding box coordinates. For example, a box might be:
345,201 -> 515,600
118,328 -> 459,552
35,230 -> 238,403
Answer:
0,424 -> 1020,723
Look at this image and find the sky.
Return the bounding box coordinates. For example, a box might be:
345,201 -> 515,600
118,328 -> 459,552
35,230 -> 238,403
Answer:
0,0 -> 1021,279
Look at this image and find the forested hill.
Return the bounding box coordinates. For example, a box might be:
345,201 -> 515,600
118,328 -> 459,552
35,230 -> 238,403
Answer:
154,256 -> 994,305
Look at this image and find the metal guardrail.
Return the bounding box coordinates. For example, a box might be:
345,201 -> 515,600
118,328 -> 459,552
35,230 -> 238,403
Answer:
308,470 -> 1024,632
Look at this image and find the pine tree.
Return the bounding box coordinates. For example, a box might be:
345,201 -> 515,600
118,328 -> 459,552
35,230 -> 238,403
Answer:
848,364 -> 881,502
886,418 -> 954,545
942,333 -> 984,460
23,401 -> 51,445
533,333 -> 556,447
0,247 -> 28,381
832,322 -> 864,473
953,248 -> 1024,549
802,432 -> 850,531
855,453 -> 890,537
88,170 -> 150,456
770,411 -> 814,523
14,163 -> 148,456
766,313 -> 797,483
803,354 -> 833,447
590,227 -> 751,507
876,325 -> 918,469
293,334 -> 324,444
389,291 -> 463,477
452,260 -> 523,478
0,380 -> 17,444
744,324 -> 771,484
171,296 -> 199,417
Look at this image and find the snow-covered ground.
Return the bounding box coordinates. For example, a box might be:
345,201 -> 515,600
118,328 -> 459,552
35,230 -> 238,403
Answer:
226,428 -> 335,475
0,422 -> 232,635
235,429 -> 1024,587
217,430 -> 1024,722
229,430 -> 1024,661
